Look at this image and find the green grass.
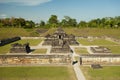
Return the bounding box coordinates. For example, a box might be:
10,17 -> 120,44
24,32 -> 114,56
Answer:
40,28 -> 56,36
75,56 -> 80,61
0,28 -> 120,39
0,44 -> 11,54
80,66 -> 120,80
0,28 -> 40,39
78,39 -> 118,46
40,28 -> 120,39
32,49 -> 47,54
64,28 -> 120,39
15,39 -> 42,46
75,47 -> 89,54
1,28 -> 120,39
0,66 -> 76,80
0,28 -> 30,39
105,46 -> 120,54
0,39 -> 42,54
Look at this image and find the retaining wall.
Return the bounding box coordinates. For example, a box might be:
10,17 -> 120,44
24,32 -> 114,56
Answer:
80,54 -> 120,65
0,54 -> 71,65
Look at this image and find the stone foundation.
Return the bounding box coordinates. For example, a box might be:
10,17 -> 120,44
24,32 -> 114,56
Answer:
0,54 -> 71,65
10,43 -> 31,53
90,46 -> 111,54
80,54 -> 120,65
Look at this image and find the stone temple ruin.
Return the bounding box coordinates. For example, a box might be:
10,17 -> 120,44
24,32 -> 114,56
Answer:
90,46 -> 111,54
10,43 -> 31,53
43,27 -> 79,53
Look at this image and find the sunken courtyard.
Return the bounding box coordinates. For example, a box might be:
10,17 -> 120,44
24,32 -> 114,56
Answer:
0,27 -> 120,66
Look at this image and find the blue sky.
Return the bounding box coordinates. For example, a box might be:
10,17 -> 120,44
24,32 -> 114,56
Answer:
0,0 -> 120,23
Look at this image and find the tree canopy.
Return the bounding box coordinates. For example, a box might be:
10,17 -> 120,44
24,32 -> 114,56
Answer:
0,15 -> 120,28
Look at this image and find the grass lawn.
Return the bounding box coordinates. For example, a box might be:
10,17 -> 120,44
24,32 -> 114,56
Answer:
0,44 -> 11,54
0,39 -> 42,54
40,28 -> 56,36
64,28 -> 120,39
15,39 -> 42,46
1,28 -> 120,39
0,28 -> 29,39
0,66 -> 76,80
105,46 -> 120,54
75,47 -> 89,54
32,49 -> 47,54
75,56 -> 80,61
0,28 -> 40,39
80,66 -> 120,80
78,39 -> 118,46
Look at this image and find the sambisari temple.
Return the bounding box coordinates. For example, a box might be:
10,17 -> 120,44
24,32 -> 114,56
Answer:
43,27 -> 79,53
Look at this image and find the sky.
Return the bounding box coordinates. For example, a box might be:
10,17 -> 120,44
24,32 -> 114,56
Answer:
0,0 -> 120,23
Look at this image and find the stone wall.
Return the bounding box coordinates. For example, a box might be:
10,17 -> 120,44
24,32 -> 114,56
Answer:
80,54 -> 120,65
0,54 -> 71,65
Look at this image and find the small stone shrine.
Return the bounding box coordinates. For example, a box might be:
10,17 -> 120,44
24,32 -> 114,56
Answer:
10,43 -> 31,53
90,46 -> 111,54
43,27 -> 79,53
91,64 -> 102,69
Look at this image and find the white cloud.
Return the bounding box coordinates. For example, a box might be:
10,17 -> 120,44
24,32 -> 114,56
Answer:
0,0 -> 52,6
0,14 -> 7,18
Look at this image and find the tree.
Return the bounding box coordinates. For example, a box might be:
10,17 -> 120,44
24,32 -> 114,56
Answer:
88,19 -> 98,28
64,16 -> 71,21
68,18 -> 77,27
2,18 -> 11,27
61,19 -> 68,27
0,16 -> 120,28
25,20 -> 35,28
0,19 -> 3,27
48,15 -> 58,24
60,16 -> 77,27
78,21 -> 87,28
40,20 -> 45,27
19,18 -> 26,27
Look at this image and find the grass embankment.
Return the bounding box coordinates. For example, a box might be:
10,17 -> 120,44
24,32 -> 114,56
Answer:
16,39 -> 42,46
0,66 -> 76,80
64,28 -> 120,39
0,39 -> 42,54
0,28 -> 41,39
1,28 -> 120,39
40,28 -> 56,36
78,39 -> 118,46
0,28 -> 55,39
80,66 -> 120,80
105,46 -> 120,54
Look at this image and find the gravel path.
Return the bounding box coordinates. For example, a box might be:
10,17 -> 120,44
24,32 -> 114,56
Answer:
70,46 -> 86,80
73,63 -> 86,80
31,41 -> 52,54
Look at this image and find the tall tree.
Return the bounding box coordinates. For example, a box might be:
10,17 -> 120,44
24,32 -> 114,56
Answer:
61,19 -> 68,27
40,20 -> 45,27
78,21 -> 87,28
48,15 -> 58,24
25,20 -> 35,28
48,15 -> 58,28
19,18 -> 26,27
61,16 -> 77,27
